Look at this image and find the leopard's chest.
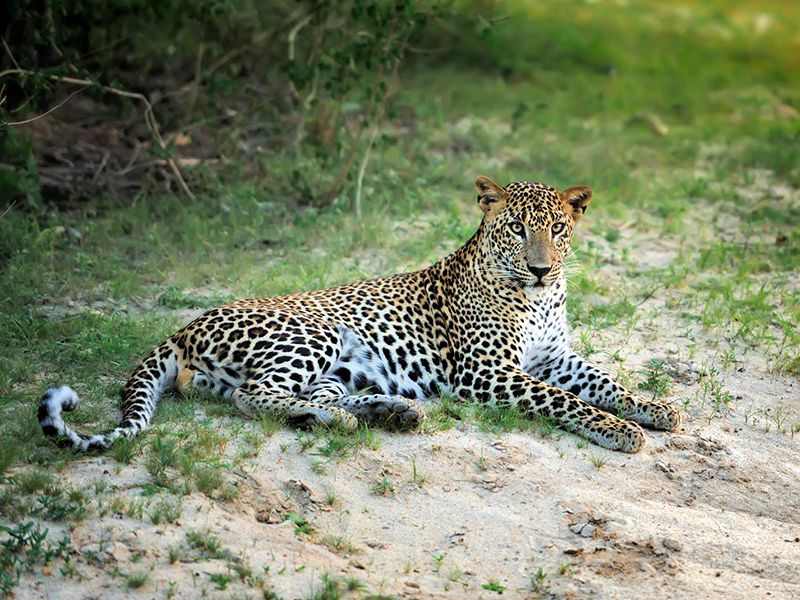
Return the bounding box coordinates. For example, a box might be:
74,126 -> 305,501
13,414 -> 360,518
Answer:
518,285 -> 570,372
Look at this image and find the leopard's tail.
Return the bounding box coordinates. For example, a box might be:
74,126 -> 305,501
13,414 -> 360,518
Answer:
38,341 -> 180,452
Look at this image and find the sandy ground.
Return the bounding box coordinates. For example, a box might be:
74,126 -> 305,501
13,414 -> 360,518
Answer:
9,206 -> 800,599
13,361 -> 799,599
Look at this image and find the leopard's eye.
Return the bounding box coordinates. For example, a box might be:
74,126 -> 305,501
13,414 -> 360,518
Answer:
508,221 -> 525,236
551,222 -> 566,236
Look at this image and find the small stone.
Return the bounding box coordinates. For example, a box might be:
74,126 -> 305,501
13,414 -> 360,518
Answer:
652,542 -> 668,557
405,581 -> 420,589
580,524 -> 595,538
570,519 -> 588,534
110,541 -> 130,562
669,435 -> 694,450
663,538 -> 683,552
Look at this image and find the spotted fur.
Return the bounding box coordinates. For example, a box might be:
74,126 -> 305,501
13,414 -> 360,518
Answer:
38,177 -> 681,453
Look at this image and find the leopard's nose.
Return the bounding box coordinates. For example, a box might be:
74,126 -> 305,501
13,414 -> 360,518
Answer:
527,264 -> 552,280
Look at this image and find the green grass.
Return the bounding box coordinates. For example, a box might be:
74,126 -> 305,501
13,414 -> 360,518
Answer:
148,497 -> 182,525
185,530 -> 230,560
482,579 -> 506,593
0,521 -> 73,596
281,513 -> 313,537
638,360 -> 672,402
370,476 -> 396,497
125,569 -> 149,589
423,395 -> 559,439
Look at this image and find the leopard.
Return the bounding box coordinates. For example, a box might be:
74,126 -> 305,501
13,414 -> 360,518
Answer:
38,176 -> 681,453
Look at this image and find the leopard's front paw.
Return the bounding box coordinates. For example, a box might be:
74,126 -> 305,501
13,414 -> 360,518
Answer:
646,403 -> 682,431
612,421 -> 646,453
588,418 -> 645,453
355,395 -> 427,430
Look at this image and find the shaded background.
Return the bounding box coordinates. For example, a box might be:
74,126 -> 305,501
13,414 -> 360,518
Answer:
3,0 -> 798,210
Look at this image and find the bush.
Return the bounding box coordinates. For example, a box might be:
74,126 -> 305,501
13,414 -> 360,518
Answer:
0,0 -> 464,207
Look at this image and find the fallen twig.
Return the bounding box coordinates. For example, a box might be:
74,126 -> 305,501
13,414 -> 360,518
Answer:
0,200 -> 17,221
1,84 -> 90,127
354,125 -> 378,220
0,68 -> 195,199
1,37 -> 21,71
91,150 -> 111,182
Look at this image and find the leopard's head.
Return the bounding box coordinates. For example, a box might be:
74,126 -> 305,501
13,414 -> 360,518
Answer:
474,176 -> 592,292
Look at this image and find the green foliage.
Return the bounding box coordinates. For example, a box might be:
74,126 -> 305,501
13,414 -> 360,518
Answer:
638,360 -> 672,402
531,566 -> 549,595
148,496 -> 182,525
31,489 -> 88,522
0,438 -> 16,475
306,572 -> 382,600
186,529 -> 230,560
482,579 -> 506,593
370,475 -> 395,497
11,471 -> 56,495
281,513 -> 313,536
125,569 -> 149,588
1,0 -> 450,206
0,521 -> 72,597
209,572 -> 232,590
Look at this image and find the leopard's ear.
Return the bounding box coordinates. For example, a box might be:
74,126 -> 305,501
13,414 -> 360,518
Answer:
561,185 -> 592,221
475,176 -> 507,218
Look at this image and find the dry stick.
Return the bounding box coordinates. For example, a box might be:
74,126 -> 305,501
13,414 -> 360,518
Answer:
287,13 -> 314,153
354,124 -> 378,220
1,84 -> 89,126
294,69 -> 318,153
353,54 -> 402,218
0,199 -> 17,221
287,14 -> 313,62
187,41 -> 205,118
0,68 -> 195,199
318,122 -> 366,205
1,38 -> 21,70
92,150 -> 111,183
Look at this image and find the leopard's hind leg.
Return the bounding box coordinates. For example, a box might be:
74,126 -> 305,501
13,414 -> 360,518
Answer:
177,369 -> 357,429
304,375 -> 425,430
229,378 -> 357,430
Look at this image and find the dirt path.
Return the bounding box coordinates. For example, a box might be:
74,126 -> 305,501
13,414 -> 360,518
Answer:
15,365 -> 799,599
